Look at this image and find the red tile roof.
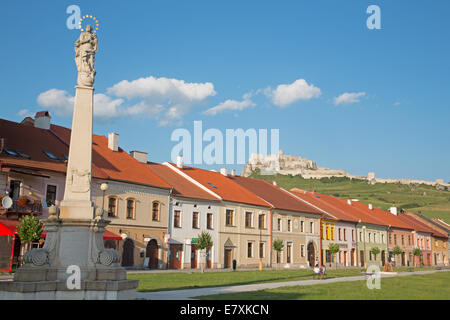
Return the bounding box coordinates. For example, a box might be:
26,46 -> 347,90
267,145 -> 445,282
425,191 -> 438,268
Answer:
145,162 -> 220,201
402,213 -> 448,238
230,177 -> 322,215
290,189 -> 358,222
165,164 -> 271,208
0,118 -> 171,189
395,213 -> 436,235
350,201 -> 413,230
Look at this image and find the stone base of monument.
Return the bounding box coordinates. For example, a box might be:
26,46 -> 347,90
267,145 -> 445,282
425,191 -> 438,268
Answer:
0,278 -> 138,300
0,215 -> 139,300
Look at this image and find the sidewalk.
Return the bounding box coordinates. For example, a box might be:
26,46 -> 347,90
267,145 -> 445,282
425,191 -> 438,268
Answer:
136,269 -> 450,300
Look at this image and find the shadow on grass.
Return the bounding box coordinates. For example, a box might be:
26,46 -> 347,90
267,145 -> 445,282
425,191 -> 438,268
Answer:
132,271 -> 361,292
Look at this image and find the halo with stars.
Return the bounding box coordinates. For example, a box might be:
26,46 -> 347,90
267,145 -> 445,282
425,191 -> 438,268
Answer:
79,15 -> 100,33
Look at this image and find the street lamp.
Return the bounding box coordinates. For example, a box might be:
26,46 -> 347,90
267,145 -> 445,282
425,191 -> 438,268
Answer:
100,183 -> 109,216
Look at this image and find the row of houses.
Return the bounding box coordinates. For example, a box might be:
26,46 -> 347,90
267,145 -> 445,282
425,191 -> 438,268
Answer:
0,112 -> 449,271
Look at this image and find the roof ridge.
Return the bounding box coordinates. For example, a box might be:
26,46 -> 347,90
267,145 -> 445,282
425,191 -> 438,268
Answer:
163,162 -> 222,200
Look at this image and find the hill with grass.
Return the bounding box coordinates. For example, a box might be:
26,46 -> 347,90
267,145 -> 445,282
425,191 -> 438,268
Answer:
248,170 -> 450,224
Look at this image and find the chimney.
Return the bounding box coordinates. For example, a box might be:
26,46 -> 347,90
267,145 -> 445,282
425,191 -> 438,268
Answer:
34,111 -> 51,130
220,168 -> 227,176
130,150 -> 148,163
231,169 -> 236,176
368,204 -> 373,210
389,207 -> 398,215
273,181 -> 277,186
176,156 -> 183,169
347,199 -> 352,205
108,133 -> 119,152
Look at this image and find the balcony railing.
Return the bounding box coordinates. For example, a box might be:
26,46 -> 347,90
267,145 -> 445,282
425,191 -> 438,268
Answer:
0,199 -> 43,217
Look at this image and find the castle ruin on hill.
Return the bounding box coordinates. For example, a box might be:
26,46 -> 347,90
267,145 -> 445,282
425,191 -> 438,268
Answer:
241,150 -> 450,190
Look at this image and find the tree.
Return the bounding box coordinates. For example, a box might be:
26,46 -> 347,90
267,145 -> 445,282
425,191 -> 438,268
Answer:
328,243 -> 340,269
272,239 -> 284,269
16,215 -> 43,255
196,231 -> 213,273
413,248 -> 421,268
371,247 -> 381,261
392,246 -> 403,267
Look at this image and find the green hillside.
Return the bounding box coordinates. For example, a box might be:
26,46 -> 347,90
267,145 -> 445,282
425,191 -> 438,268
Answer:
249,170 -> 450,224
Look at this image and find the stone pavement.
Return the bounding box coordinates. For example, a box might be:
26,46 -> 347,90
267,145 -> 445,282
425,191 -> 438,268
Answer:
136,269 -> 450,300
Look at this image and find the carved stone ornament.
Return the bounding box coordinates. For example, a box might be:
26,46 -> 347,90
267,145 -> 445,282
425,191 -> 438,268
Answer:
23,248 -> 49,267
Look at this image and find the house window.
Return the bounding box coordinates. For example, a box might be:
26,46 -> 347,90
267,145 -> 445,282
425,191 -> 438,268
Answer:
300,245 -> 305,257
192,212 -> 199,229
389,234 -> 392,244
401,235 -> 405,245
408,235 -> 411,246
207,213 -> 213,230
338,228 -> 342,241
9,180 -> 21,201
344,229 -> 347,241
259,242 -> 265,258
352,230 -> 355,242
277,218 -> 282,231
247,242 -> 253,258
310,221 -> 314,233
174,210 -> 181,228
226,209 -> 234,227
326,225 -> 329,240
300,221 -> 304,233
108,197 -> 118,217
152,201 -> 160,221
331,225 -> 335,240
394,234 -> 397,245
126,199 -> 135,219
382,234 -> 385,243
259,214 -> 266,229
245,212 -> 253,228
287,219 -> 292,232
46,185 -> 57,207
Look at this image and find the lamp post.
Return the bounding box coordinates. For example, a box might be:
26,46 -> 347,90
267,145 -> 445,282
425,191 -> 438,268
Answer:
362,226 -> 367,269
100,183 -> 109,216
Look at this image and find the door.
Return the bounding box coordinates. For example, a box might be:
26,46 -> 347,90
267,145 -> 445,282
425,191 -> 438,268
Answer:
381,250 -> 385,266
169,245 -> 182,269
351,249 -> 355,266
360,250 -> 365,267
206,247 -> 212,269
121,238 -> 134,267
307,242 -> 315,267
191,244 -> 198,269
401,252 -> 406,266
286,243 -> 292,264
224,248 -> 232,268
146,240 -> 158,269
343,251 -> 347,266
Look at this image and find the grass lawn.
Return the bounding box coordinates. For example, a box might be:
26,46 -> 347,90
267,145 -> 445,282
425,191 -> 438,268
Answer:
127,267 -> 437,292
250,173 -> 450,224
197,271 -> 450,300
128,268 -> 364,292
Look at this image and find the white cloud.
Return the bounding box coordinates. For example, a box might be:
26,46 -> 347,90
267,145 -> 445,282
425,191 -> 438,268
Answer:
393,101 -> 401,106
37,89 -> 74,116
204,98 -> 255,116
107,76 -> 216,124
265,79 -> 321,107
37,89 -> 125,118
334,92 -> 366,106
17,109 -> 33,117
36,76 -> 217,126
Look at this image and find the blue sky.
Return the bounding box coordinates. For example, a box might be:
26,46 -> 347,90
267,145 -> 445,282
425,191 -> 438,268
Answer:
1,0 -> 449,181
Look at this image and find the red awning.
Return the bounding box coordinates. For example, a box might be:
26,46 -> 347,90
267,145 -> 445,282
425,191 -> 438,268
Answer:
0,220 -> 122,241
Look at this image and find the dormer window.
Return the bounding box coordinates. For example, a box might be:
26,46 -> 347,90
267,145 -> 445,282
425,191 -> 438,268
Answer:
43,151 -> 58,160
4,149 -> 18,157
